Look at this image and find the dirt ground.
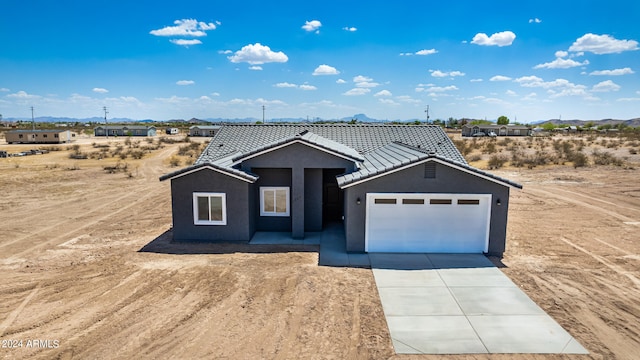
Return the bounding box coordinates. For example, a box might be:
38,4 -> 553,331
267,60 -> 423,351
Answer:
0,135 -> 639,360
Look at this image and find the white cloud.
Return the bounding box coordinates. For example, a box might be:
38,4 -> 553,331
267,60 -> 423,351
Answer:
506,90 -> 517,96
0,87 -> 9,92
342,26 -> 357,32
7,90 -> 40,99
302,20 -> 322,33
92,87 -> 109,93
555,50 -> 568,58
415,49 -> 438,56
176,80 -> 194,85
211,92 -> 220,97
374,90 -> 392,97
426,85 -> 458,92
274,82 -> 297,88
336,79 -> 347,84
589,67 -> 634,76
150,19 -> 219,37
355,81 -> 380,88
592,80 -> 621,92
313,64 -> 340,75
529,18 -> 542,23
353,75 -> 372,83
218,50 -> 232,54
343,88 -> 370,96
228,43 -> 288,65
522,92 -> 537,101
471,31 -> 516,47
249,66 -> 263,71
396,95 -> 421,104
470,78 -> 483,82
490,75 -> 511,81
431,70 -> 465,78
299,84 -> 317,91
569,33 -> 639,54
534,57 -> 589,69
170,39 -> 202,46
378,98 -> 400,105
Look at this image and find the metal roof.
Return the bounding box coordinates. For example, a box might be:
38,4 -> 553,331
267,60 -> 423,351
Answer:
160,124 -> 520,189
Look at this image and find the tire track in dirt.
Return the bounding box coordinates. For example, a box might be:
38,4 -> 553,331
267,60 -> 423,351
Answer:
0,284 -> 40,337
560,237 -> 640,290
526,187 -> 637,223
550,186 -> 640,215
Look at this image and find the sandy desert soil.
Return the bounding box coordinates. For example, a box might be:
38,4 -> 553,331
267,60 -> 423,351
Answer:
0,135 -> 639,360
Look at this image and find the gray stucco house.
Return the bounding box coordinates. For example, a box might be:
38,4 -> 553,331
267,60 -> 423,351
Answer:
94,125 -> 156,137
160,124 -> 521,256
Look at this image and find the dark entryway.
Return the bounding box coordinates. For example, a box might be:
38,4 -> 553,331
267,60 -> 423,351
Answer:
322,169 -> 345,225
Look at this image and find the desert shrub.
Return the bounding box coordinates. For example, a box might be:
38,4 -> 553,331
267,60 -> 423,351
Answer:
129,150 -> 145,159
41,146 -> 61,151
69,150 -> 87,159
488,154 -> 508,169
468,154 -> 482,162
169,156 -> 181,167
497,138 -> 512,147
145,137 -> 155,144
65,164 -> 81,171
119,152 -> 127,160
103,161 -> 129,174
484,141 -> 497,154
569,152 -> 588,168
124,137 -> 132,147
630,148 -> 638,155
592,150 -> 624,166
453,140 -> 472,156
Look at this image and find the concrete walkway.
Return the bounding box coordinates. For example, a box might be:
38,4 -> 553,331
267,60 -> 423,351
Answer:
370,253 -> 588,355
250,227 -> 588,355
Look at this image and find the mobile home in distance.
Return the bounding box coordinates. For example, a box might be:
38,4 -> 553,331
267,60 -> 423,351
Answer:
189,125 -> 221,137
5,129 -> 76,144
166,128 -> 179,135
94,125 -> 156,137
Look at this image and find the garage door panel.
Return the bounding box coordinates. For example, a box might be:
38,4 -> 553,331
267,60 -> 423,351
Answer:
365,193 -> 491,253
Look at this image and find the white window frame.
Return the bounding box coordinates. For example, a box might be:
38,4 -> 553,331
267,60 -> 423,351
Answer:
193,192 -> 227,225
260,187 -> 290,217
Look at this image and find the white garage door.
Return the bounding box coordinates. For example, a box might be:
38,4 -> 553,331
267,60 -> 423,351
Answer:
365,193 -> 491,253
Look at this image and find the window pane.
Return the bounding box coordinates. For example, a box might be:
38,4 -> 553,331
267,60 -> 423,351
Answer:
197,197 -> 210,221
275,189 -> 287,213
374,198 -> 396,204
430,199 -> 452,205
264,190 -> 275,212
209,196 -> 223,221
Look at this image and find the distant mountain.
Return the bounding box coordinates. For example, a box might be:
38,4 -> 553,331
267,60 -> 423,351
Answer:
537,118 -> 640,128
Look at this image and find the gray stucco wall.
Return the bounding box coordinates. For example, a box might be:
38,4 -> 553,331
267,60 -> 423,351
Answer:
170,168 -> 252,241
241,142 -> 355,238
252,168 -> 292,232
343,161 -> 511,256
304,168 -> 323,231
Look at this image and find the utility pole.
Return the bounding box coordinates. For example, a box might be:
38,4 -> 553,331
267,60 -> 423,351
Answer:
31,106 -> 35,130
103,106 -> 109,139
424,105 -> 430,123
262,105 -> 266,123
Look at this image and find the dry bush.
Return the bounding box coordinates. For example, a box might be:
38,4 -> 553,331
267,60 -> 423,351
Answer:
169,156 -> 181,167
630,148 -> 638,155
569,152 -> 589,168
488,154 -> 508,169
468,154 -> 482,162
484,141 -> 497,154
103,161 -> 129,174
592,150 -> 624,166
128,150 -> 145,159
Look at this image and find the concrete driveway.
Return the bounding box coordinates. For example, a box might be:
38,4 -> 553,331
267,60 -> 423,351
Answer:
370,253 -> 589,355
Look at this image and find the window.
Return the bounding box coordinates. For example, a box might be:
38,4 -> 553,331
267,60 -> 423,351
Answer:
402,198 -> 424,205
260,187 -> 289,216
458,199 -> 480,205
43,134 -> 48,138
430,199 -> 452,205
193,193 -> 226,225
374,198 -> 396,204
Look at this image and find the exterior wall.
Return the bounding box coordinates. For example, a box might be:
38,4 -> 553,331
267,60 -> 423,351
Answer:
251,168 -> 292,232
343,161 -> 510,256
189,127 -> 219,137
304,168 -> 323,231
6,130 -> 72,144
170,168 -> 253,241
241,142 -> 355,238
462,125 -> 530,137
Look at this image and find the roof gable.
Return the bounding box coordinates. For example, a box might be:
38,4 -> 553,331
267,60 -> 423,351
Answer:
231,130 -> 364,164
336,142 -> 521,189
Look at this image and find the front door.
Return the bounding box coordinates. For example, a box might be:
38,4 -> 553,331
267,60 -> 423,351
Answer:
322,169 -> 344,224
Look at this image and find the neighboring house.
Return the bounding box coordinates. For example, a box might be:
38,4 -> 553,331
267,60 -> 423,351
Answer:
166,127 -> 179,135
461,124 -> 531,137
94,125 -> 156,137
160,124 -> 522,256
189,125 -> 221,137
5,129 -> 76,144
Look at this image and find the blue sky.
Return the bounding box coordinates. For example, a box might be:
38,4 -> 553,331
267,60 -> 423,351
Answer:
1,0 -> 638,123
